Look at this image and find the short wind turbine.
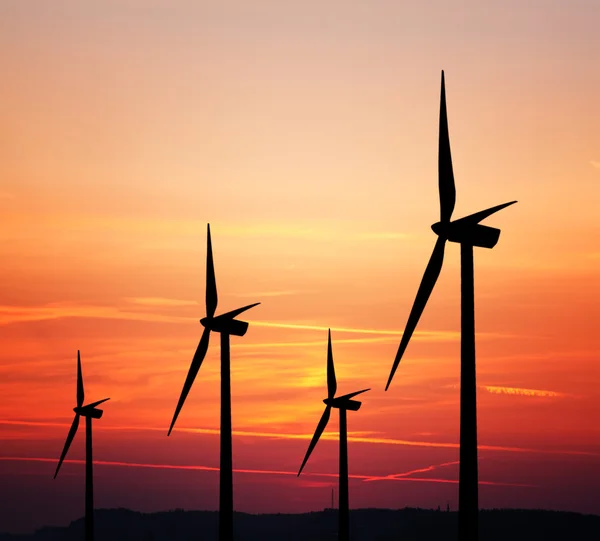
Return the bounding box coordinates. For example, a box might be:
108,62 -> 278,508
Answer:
168,223 -> 260,541
298,330 -> 369,541
54,351 -> 110,541
385,71 -> 516,541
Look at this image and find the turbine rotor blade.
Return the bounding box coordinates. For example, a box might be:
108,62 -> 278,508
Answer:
450,201 -> 517,227
439,70 -> 456,223
77,350 -> 84,408
168,326 -> 211,436
386,236 -> 446,391
335,388 -> 370,401
213,303 -> 261,322
54,414 -> 80,479
298,405 -> 331,477
85,398 -> 110,409
206,224 -> 218,319
327,329 -> 336,399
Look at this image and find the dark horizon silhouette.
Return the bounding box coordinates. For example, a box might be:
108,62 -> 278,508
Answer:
384,71 -> 517,541
3,507 -> 599,541
297,329 -> 369,541
53,351 -> 110,541
167,223 -> 260,541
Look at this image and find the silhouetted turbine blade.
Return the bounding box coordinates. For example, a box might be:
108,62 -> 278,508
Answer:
54,414 -> 79,479
206,224 -> 218,319
214,303 -> 261,321
386,236 -> 446,391
336,388 -> 370,401
85,398 -> 110,409
450,201 -> 518,227
439,70 -> 456,224
76,350 -> 84,408
168,326 -> 211,436
298,405 -> 331,476
327,329 -> 336,399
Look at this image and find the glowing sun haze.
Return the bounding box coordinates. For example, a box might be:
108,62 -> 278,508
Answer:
0,0 -> 599,534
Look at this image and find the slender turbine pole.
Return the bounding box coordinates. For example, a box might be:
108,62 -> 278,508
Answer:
338,408 -> 349,541
459,243 -> 478,541
85,417 -> 94,541
220,332 -> 234,541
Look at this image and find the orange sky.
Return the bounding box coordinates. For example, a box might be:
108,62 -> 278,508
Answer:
1,0 -> 599,534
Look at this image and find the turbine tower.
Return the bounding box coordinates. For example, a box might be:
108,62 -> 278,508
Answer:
54,351 -> 110,541
384,71 -> 516,541
298,330 -> 369,541
168,223 -> 260,541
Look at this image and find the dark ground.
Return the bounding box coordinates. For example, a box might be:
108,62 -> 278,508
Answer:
1,508 -> 599,541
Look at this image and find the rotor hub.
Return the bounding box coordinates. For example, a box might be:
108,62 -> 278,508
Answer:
431,221 -> 448,238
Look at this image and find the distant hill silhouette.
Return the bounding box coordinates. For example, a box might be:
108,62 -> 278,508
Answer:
1,508 -> 599,541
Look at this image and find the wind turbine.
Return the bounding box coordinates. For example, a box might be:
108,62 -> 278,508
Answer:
54,351 -> 110,541
384,71 -> 516,541
167,223 -> 259,541
298,330 -> 369,541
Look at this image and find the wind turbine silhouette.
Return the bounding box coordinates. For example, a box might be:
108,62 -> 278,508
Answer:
54,351 -> 110,541
168,223 -> 260,541
385,71 -> 516,541
298,330 -> 369,541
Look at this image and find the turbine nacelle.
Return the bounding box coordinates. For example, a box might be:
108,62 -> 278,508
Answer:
323,389 -> 370,411
323,398 -> 362,411
200,302 -> 260,337
431,221 -> 501,249
200,317 -> 248,337
431,201 -> 517,249
73,398 -> 110,419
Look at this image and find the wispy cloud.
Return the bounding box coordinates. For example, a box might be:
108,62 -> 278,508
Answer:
234,290 -> 316,298
0,303 -> 516,344
363,460 -> 459,482
0,303 -> 184,326
355,232 -> 409,240
0,303 -> 474,343
125,297 -> 198,307
252,321 -> 462,340
482,386 -> 567,398
0,457 -> 535,488
1,420 -> 595,457
237,337 -> 397,349
590,160 -> 600,169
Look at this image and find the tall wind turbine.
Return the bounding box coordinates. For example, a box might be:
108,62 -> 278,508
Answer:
168,223 -> 260,541
54,351 -> 110,541
298,330 -> 369,541
385,71 -> 516,541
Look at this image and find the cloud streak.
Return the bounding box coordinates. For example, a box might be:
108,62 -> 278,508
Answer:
363,460 -> 459,482
0,303 -> 506,342
0,456 -> 535,488
482,386 -> 567,398
125,297 -> 198,307
1,420 -> 595,457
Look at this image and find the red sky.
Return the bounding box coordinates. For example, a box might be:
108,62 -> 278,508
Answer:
1,0 -> 599,534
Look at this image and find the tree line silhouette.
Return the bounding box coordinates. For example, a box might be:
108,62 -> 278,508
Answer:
3,509 -> 600,541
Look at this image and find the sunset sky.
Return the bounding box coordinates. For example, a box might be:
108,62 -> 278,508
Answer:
1,0 -> 599,534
